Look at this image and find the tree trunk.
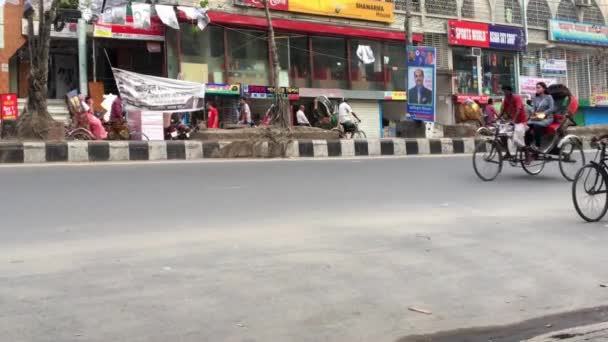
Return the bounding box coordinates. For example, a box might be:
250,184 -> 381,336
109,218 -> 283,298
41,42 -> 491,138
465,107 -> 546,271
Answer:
262,0 -> 290,129
15,0 -> 63,140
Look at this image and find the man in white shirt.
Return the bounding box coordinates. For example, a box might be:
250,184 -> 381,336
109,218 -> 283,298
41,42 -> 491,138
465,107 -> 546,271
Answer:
338,98 -> 361,136
239,98 -> 252,125
296,105 -> 310,126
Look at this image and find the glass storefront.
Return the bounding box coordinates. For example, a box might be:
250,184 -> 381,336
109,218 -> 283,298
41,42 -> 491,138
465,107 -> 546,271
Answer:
227,29 -> 270,85
452,47 -> 516,96
276,35 -> 311,88
453,47 -> 479,94
180,24 -> 225,83
385,42 -> 407,92
481,50 -> 516,96
177,24 -> 407,92
350,39 -> 384,91
311,36 -> 347,89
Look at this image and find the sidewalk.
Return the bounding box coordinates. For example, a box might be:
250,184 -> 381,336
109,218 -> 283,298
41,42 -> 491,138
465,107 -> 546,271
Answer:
524,322 -> 608,341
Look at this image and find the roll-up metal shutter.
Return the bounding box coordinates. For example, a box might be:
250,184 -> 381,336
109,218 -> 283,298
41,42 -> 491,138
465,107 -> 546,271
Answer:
348,100 -> 381,139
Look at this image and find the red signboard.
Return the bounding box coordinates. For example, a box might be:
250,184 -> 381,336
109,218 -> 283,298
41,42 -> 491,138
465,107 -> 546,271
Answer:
456,95 -> 490,104
448,20 -> 489,48
241,0 -> 289,11
1,94 -> 18,121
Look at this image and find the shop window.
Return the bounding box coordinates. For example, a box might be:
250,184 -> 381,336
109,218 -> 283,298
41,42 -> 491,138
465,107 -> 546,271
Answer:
180,24 -> 225,83
482,51 -> 515,96
384,42 -> 406,91
423,33 -> 449,70
311,36 -> 347,89
393,0 -> 421,12
227,29 -> 270,85
277,35 -> 311,88
425,0 -> 457,16
557,0 -> 578,22
350,39 -> 384,91
501,0 -> 522,24
582,0 -> 605,25
526,0 -> 551,27
166,28 -> 179,79
461,0 -> 475,19
453,47 -> 479,94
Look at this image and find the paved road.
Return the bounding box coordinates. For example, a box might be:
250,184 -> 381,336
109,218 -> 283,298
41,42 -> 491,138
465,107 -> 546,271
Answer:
1,156 -> 608,342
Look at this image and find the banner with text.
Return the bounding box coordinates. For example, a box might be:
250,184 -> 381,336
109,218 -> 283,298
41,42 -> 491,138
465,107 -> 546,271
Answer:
112,68 -> 205,113
235,0 -> 394,23
448,20 -> 524,50
549,20 -> 608,47
407,46 -> 436,122
519,76 -> 557,95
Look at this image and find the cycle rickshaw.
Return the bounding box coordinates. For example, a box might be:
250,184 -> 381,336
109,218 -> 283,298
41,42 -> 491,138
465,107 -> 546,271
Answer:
473,86 -> 585,182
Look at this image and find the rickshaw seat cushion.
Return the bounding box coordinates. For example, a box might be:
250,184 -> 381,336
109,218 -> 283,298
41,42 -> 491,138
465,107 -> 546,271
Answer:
546,123 -> 561,135
553,114 -> 565,123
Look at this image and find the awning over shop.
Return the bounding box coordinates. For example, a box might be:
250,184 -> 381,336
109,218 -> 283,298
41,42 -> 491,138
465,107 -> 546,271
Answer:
179,10 -> 423,43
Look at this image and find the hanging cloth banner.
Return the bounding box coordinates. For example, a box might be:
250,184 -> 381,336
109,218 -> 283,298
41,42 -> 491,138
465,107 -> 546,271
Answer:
131,3 -> 151,29
177,6 -> 209,31
112,68 -> 206,113
103,0 -> 128,11
356,45 -> 375,64
102,5 -> 126,24
155,5 -> 179,30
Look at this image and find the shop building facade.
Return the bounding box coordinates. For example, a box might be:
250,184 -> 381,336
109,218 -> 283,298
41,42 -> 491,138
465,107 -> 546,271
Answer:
3,0 -> 608,129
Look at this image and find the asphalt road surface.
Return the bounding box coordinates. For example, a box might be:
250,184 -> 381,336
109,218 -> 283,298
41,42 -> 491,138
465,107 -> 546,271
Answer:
2,156 -> 608,342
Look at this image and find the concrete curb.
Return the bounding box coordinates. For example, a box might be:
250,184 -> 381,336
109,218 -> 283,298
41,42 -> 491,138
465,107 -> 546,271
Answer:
0,138 -> 485,164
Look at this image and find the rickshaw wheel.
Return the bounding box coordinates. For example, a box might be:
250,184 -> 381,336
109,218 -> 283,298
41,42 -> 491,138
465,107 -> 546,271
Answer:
520,149 -> 546,176
559,140 -> 585,182
473,140 -> 503,181
572,164 -> 608,222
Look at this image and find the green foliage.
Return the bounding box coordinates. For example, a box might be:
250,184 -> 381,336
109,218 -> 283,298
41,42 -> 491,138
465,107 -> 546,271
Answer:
58,0 -> 78,9
200,0 -> 208,8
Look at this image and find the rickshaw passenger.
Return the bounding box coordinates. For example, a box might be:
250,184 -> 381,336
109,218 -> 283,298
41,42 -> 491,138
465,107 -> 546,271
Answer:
527,82 -> 555,149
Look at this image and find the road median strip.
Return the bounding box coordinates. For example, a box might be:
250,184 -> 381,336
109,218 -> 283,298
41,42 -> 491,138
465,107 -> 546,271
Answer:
0,136 -> 595,164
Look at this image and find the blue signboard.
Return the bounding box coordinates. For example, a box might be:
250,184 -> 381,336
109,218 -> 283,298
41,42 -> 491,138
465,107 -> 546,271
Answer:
489,24 -> 524,50
407,46 -> 436,122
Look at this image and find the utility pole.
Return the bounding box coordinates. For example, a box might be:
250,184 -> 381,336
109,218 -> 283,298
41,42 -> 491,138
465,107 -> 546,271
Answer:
404,0 -> 413,118
77,17 -> 88,96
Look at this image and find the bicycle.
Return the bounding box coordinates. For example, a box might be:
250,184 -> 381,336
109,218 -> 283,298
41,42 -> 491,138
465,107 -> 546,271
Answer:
331,121 -> 367,139
572,134 -> 608,222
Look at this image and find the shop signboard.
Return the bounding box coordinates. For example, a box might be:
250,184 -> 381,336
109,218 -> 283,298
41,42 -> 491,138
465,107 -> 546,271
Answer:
519,76 -> 557,95
94,22 -> 164,40
592,93 -> 608,107
235,0 -> 394,23
383,91 -> 406,100
448,20 -> 523,50
521,54 -> 537,69
540,58 -> 567,77
455,95 -> 489,104
244,85 -> 300,100
1,93 -> 18,121
549,20 -> 608,47
206,84 -> 242,96
407,46 -> 436,122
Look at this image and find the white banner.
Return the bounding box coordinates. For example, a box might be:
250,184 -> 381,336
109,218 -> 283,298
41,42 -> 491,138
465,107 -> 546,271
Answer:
112,68 -> 205,113
132,3 -> 151,29
155,5 -> 179,30
519,76 -> 557,95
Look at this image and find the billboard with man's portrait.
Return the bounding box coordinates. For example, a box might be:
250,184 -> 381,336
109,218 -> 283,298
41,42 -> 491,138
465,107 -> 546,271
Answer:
407,46 -> 436,122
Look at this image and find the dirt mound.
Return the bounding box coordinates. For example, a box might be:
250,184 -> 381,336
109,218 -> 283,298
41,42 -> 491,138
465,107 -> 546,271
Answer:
192,126 -> 339,141
202,126 -> 322,158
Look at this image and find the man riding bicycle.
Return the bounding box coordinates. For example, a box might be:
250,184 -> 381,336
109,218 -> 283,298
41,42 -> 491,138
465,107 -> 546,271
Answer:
499,85 -> 527,124
338,98 -> 361,138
